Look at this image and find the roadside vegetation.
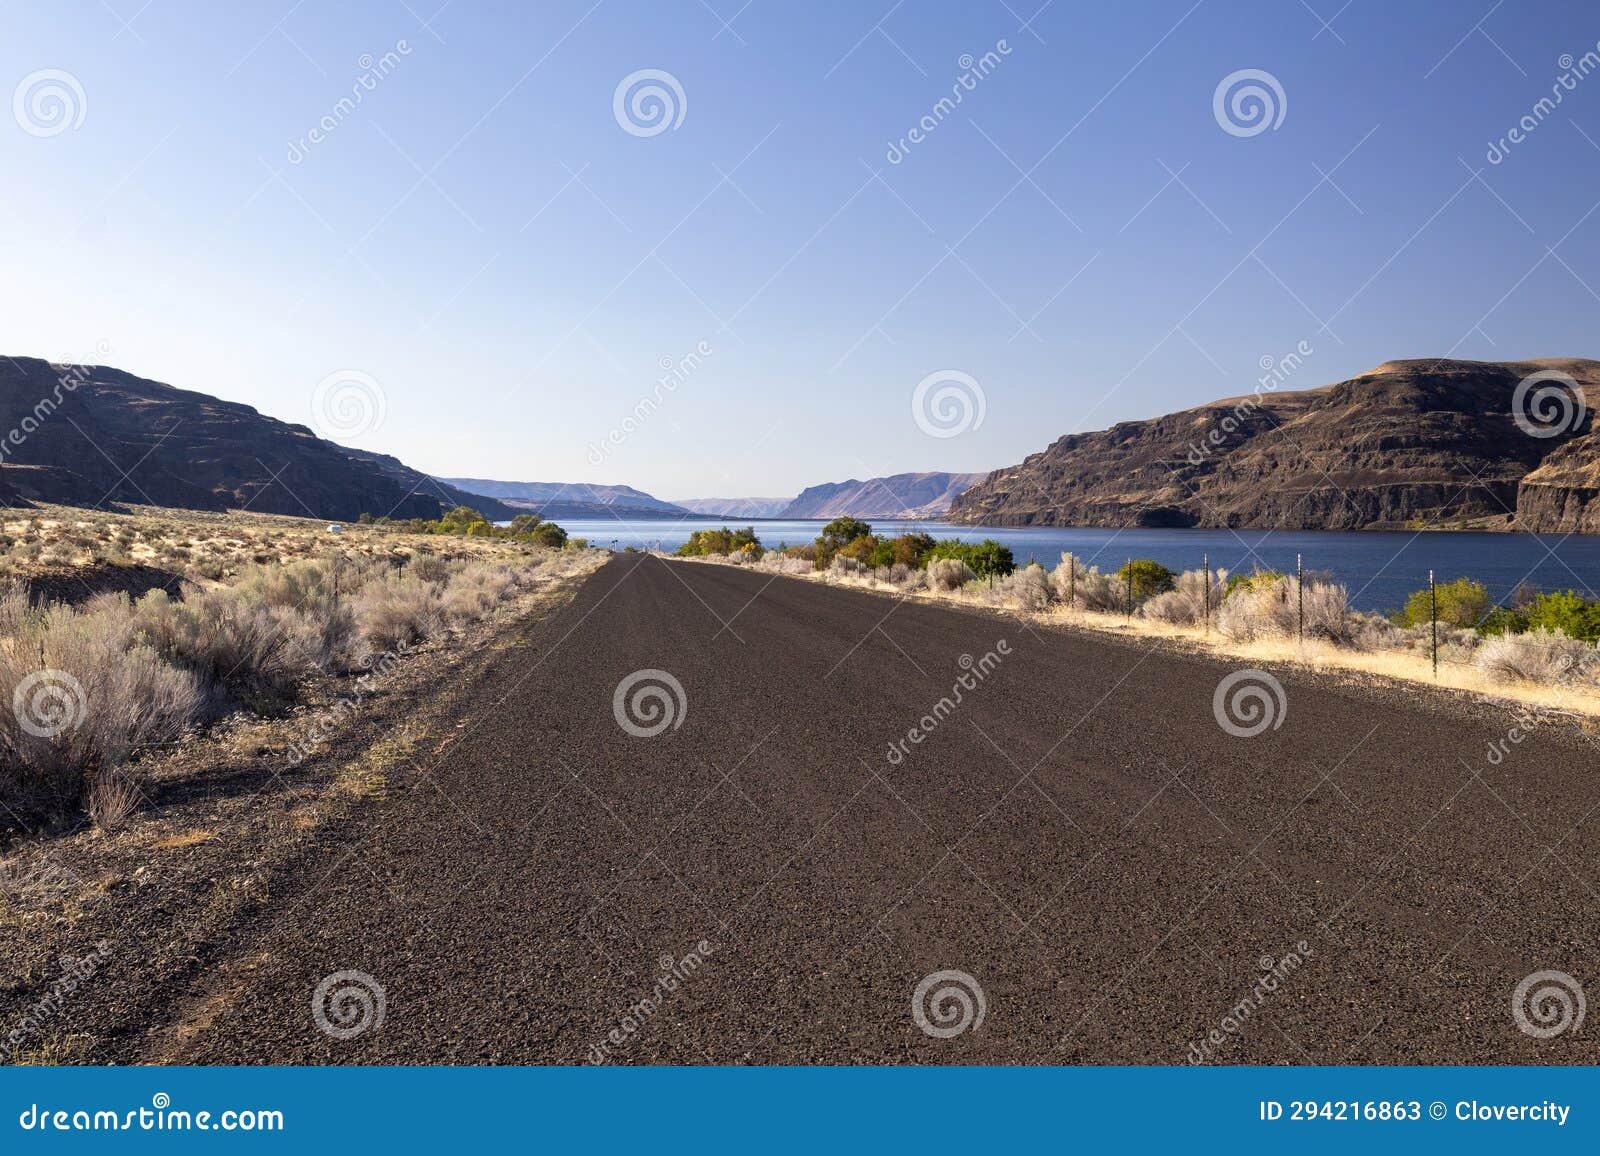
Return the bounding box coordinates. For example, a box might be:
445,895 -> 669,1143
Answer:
672,521 -> 1600,712
361,505 -> 580,548
0,505 -> 603,829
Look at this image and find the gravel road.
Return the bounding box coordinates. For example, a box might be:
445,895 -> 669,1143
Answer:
163,553 -> 1600,1063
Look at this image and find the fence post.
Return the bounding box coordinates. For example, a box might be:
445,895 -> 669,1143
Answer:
1296,552 -> 1304,643
1430,568 -> 1438,679
1125,558 -> 1133,617
1069,555 -> 1076,610
1203,552 -> 1210,635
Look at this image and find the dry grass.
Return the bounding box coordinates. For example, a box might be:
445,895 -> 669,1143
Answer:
1,504 -> 608,824
0,502 -> 557,593
86,771 -> 141,833
149,828 -> 216,851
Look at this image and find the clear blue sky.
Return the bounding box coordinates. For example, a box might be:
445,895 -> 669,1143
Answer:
5,0 -> 1599,500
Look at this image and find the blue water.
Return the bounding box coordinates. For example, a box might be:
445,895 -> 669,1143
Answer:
553,518 -> 1600,614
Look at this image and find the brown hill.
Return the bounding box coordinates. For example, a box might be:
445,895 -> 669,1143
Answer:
780,471 -> 988,519
948,358 -> 1600,532
0,357 -> 514,522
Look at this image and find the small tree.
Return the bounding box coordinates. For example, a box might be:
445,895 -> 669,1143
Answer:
1391,577 -> 1490,630
1114,559 -> 1175,601
814,517 -> 873,570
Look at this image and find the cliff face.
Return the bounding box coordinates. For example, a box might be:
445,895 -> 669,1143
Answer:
441,478 -> 687,517
780,471 -> 989,519
949,359 -> 1600,532
0,357 -> 514,522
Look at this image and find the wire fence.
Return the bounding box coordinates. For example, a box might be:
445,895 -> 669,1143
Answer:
1052,549 -> 1600,683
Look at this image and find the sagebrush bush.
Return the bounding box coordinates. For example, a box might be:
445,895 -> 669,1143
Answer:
1216,574 -> 1354,644
437,562 -> 518,624
0,586 -> 203,820
927,558 -> 975,592
355,572 -> 443,651
1474,628 -> 1595,684
1140,567 -> 1229,626
1049,553 -> 1121,611
991,562 -> 1050,611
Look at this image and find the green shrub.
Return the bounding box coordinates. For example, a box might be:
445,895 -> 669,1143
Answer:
1524,590 -> 1600,642
924,539 -> 1015,578
362,506 -> 569,547
1114,559 -> 1175,601
1390,577 -> 1491,630
1224,569 -> 1284,597
677,526 -> 762,558
866,532 -> 935,569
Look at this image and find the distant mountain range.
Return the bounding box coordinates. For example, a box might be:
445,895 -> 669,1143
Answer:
37,353 -> 1595,538
671,496 -> 792,518
949,358 -> 1600,533
438,478 -> 685,520
0,357 -> 514,522
780,472 -> 989,519
447,472 -> 987,521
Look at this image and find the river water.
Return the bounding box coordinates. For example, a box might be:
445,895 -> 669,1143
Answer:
551,518 -> 1600,614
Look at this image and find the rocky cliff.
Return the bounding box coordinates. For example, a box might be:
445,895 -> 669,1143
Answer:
0,357 -> 514,522
780,471 -> 989,519
948,359 -> 1600,533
